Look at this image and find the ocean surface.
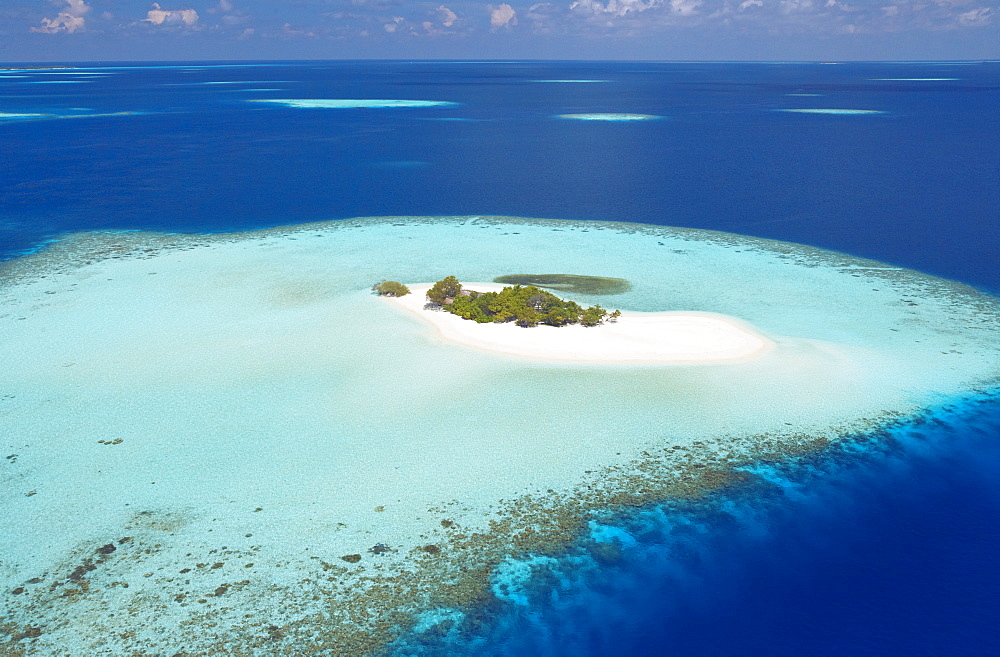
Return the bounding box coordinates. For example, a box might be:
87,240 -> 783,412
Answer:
2,61 -> 999,656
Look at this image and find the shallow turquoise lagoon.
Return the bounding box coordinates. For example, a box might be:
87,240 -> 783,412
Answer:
2,217 -> 998,656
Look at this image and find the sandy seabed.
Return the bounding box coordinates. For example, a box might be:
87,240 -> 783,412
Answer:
2,216 -> 999,657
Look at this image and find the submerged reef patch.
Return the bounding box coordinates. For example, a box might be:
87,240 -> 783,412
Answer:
492,274 -> 631,295
1,215 -> 999,657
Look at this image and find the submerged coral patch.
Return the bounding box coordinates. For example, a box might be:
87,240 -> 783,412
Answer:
493,274 -> 631,295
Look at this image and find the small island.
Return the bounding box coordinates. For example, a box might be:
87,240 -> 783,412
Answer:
420,276 -> 620,327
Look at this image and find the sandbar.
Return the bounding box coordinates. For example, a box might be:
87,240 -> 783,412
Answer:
387,283 -> 773,363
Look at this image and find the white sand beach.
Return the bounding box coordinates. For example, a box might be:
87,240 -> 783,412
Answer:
387,283 -> 774,363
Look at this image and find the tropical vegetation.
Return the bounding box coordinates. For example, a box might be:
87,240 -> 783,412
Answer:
372,280 -> 411,297
428,276 -> 620,328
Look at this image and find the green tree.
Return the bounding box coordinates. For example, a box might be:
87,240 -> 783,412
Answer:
515,307 -> 541,327
426,276 -> 463,304
580,305 -> 607,327
372,281 -> 411,297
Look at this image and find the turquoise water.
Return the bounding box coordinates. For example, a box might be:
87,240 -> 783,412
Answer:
2,217 -> 998,655
2,60 -> 999,657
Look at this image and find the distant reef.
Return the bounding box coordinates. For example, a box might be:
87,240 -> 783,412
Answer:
0,66 -> 77,71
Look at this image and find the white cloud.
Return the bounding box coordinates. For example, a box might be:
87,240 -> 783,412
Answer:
438,5 -> 458,26
570,0 -> 660,17
282,22 -> 316,36
206,0 -> 234,13
881,5 -> 899,16
143,3 -> 199,27
669,0 -> 701,15
824,0 -> 858,11
738,0 -> 764,9
490,3 -> 518,27
31,0 -> 90,34
421,6 -> 460,34
956,6 -> 991,23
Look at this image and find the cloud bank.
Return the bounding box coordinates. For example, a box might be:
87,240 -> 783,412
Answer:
22,0 -> 998,48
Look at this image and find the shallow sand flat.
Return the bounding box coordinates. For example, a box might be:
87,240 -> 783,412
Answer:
388,283 -> 774,362
1,216 -> 999,656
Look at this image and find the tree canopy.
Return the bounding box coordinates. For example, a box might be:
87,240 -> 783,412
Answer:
428,276 -> 618,328
372,281 -> 411,297
426,276 -> 462,304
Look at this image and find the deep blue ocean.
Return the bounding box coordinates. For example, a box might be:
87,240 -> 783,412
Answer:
2,61 -> 998,656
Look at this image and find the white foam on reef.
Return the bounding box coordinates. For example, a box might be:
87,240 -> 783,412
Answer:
2,217 -> 998,655
249,98 -> 457,109
0,112 -> 46,119
558,113 -> 660,121
388,283 -> 772,363
778,109 -> 884,115
534,79 -> 608,83
870,78 -> 958,81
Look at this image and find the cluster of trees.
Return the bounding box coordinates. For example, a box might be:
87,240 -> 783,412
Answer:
372,280 -> 411,297
428,276 -> 620,328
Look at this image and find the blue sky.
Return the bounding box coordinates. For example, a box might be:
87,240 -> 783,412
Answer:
3,0 -> 997,61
